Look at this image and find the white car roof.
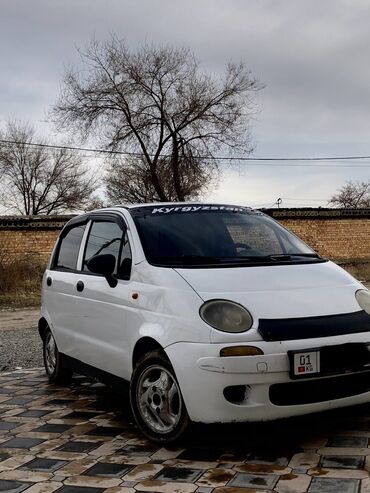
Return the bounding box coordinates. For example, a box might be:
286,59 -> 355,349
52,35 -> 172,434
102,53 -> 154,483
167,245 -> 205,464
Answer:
112,202 -> 256,211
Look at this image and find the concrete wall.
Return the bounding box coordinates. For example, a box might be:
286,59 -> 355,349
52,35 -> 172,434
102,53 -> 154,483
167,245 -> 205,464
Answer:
0,209 -> 369,265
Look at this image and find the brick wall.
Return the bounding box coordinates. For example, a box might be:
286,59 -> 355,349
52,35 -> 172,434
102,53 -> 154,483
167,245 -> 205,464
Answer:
268,209 -> 370,261
0,216 -> 70,265
0,209 -> 369,265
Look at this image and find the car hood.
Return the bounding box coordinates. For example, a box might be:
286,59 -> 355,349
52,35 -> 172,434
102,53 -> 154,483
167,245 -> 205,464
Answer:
174,260 -> 363,320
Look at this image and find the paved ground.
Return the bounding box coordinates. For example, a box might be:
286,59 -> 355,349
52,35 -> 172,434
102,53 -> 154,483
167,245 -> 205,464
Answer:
0,369 -> 370,492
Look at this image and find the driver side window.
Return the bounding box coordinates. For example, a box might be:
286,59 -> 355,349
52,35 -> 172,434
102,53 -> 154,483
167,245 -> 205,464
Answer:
83,221 -> 132,279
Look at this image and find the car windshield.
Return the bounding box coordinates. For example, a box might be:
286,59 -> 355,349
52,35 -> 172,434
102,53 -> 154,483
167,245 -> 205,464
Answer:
130,205 -> 322,267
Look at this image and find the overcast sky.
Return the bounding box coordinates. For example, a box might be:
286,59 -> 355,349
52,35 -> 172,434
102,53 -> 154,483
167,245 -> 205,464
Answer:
1,0 -> 369,207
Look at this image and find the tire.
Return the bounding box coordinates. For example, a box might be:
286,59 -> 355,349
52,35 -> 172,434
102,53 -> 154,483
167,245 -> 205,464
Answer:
42,327 -> 73,385
130,349 -> 190,443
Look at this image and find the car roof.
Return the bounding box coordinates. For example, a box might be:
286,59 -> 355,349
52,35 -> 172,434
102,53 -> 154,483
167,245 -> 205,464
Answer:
112,202 -> 256,211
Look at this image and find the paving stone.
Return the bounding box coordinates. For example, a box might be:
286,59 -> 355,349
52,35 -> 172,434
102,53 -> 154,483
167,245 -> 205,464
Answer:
46,399 -> 76,406
62,412 -> 101,421
2,398 -> 33,406
54,487 -> 104,493
197,468 -> 235,487
122,464 -> 163,481
32,424 -> 72,434
56,441 -> 103,453
235,462 -> 291,475
308,477 -> 360,493
228,472 -> 278,489
83,463 -> 132,477
319,447 -> 370,456
275,473 -> 312,493
309,467 -> 368,479
85,427 -> 125,437
135,480 -> 197,492
0,437 -> 44,449
22,481 -> 63,493
117,444 -> 159,456
0,424 -> 19,431
328,436 -> 369,448
155,467 -> 204,482
0,480 -> 30,493
321,455 -> 364,469
177,448 -> 223,462
21,458 -> 68,472
63,475 -> 121,488
247,455 -> 289,467
289,453 -> 320,469
17,410 -> 52,418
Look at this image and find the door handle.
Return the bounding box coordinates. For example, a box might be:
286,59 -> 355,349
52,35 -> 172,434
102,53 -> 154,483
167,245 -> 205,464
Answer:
76,280 -> 84,292
46,277 -> 52,287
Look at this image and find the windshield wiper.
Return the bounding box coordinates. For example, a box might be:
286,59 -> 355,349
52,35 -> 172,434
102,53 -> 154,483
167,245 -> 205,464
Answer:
150,253 -> 322,265
269,253 -> 320,259
261,253 -> 321,261
149,255 -> 223,265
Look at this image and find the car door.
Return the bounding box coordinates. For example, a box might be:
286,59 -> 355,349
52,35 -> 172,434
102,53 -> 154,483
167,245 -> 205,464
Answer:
43,219 -> 88,356
72,214 -> 135,379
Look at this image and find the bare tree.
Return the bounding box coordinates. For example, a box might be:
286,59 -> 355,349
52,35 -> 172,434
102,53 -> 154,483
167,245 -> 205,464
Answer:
105,155 -> 217,204
53,37 -> 262,202
329,180 -> 370,208
0,121 -> 95,215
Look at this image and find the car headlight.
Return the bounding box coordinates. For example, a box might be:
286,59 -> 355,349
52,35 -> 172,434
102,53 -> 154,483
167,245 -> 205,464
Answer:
200,299 -> 253,333
356,290 -> 370,315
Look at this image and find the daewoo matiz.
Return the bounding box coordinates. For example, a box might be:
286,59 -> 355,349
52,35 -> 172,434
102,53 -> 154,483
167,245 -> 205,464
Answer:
39,203 -> 370,442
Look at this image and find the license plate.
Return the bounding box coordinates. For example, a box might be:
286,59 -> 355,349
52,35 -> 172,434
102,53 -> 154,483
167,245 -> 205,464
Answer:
291,350 -> 320,378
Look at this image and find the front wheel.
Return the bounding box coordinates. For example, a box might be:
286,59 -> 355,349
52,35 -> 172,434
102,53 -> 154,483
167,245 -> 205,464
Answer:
130,350 -> 190,443
43,327 -> 73,385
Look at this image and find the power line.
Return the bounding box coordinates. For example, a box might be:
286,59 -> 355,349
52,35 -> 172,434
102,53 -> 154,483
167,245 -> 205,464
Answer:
1,138 -> 370,167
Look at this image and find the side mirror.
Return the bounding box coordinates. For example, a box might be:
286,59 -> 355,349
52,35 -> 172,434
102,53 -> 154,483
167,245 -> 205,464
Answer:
86,254 -> 118,287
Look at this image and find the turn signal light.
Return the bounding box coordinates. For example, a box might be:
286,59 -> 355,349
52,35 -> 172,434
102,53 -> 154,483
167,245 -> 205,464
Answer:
220,346 -> 264,357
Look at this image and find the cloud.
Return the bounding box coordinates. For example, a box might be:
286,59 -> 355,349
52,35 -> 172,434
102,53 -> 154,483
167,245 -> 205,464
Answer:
0,0 -> 369,204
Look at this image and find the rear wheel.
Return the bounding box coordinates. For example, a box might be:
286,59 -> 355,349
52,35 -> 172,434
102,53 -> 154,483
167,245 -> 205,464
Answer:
130,349 -> 190,443
43,327 -> 73,385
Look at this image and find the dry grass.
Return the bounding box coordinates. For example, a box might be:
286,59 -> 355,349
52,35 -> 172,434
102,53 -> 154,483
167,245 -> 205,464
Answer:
339,260 -> 370,283
0,258 -> 45,308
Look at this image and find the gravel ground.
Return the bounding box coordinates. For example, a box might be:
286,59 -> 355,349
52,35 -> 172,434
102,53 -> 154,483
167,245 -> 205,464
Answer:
0,327 -> 43,371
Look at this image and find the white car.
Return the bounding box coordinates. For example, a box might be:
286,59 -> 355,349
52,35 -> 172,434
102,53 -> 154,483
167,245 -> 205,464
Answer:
40,203 -> 370,442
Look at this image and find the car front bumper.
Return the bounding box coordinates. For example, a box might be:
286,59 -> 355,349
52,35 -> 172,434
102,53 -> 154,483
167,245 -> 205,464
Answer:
165,332 -> 370,423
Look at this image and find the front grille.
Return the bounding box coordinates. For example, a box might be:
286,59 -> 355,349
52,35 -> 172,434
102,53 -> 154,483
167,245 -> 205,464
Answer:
259,310 -> 370,341
269,371 -> 370,406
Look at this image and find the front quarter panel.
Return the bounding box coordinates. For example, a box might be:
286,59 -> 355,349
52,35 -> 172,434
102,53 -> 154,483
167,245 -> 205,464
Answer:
131,263 -> 211,349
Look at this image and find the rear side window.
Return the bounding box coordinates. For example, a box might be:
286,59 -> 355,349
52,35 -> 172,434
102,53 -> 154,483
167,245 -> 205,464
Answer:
83,221 -> 123,274
55,224 -> 86,270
